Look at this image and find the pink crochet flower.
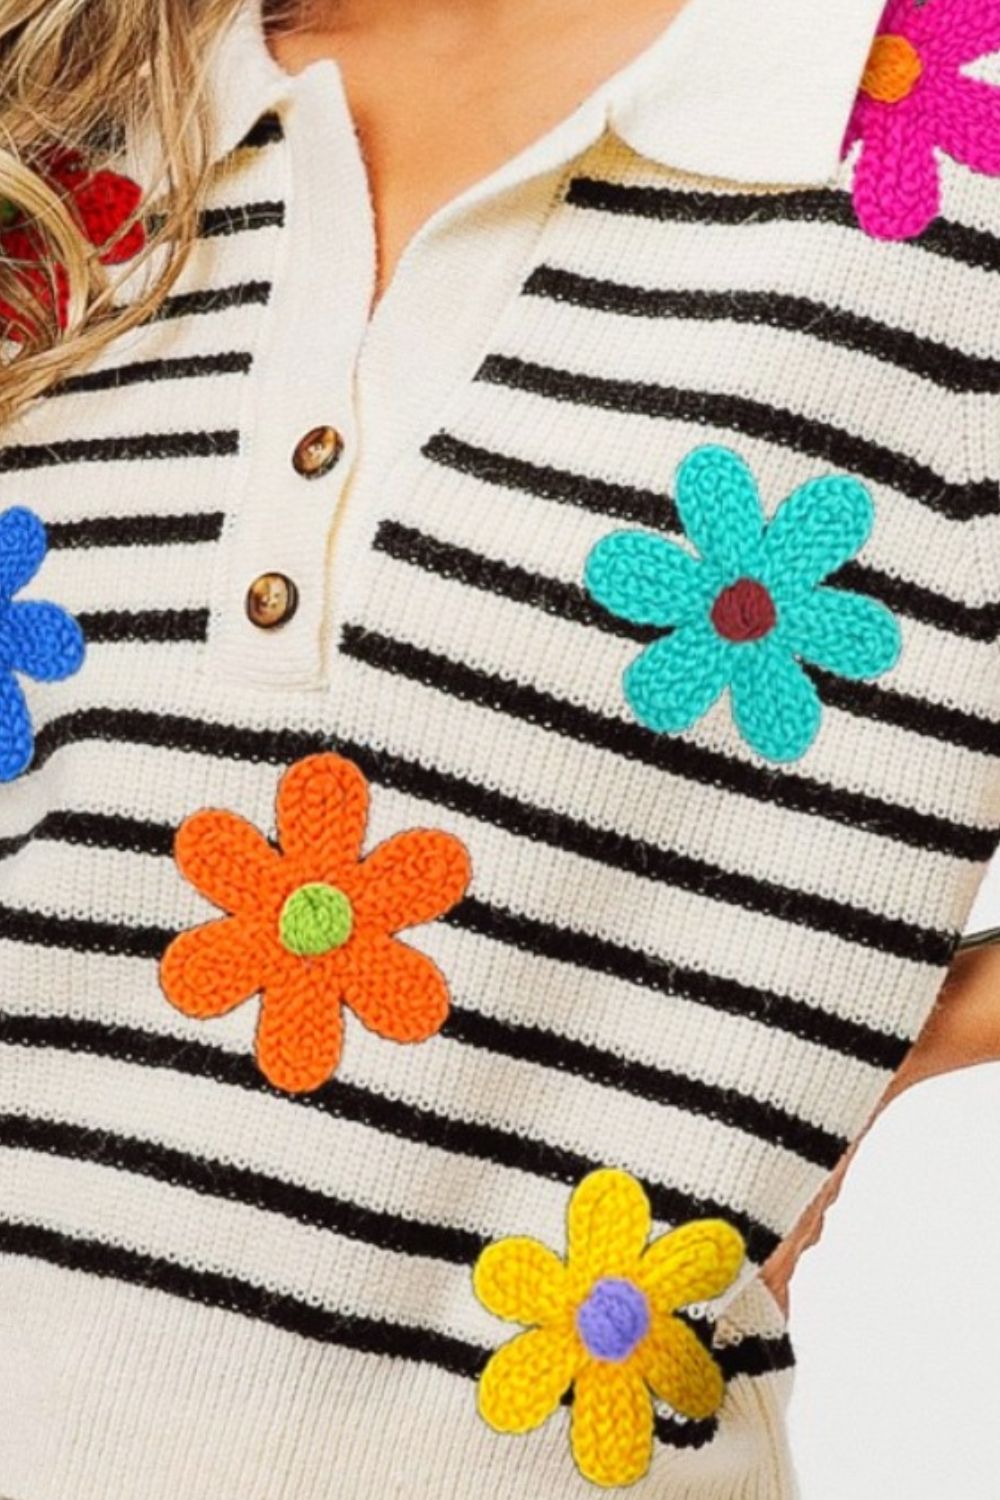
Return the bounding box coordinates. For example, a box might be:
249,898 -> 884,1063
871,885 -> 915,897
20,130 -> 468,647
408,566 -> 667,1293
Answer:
844,0 -> 1000,240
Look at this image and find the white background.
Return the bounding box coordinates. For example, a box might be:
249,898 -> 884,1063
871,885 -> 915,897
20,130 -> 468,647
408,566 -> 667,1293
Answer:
789,864 -> 1000,1498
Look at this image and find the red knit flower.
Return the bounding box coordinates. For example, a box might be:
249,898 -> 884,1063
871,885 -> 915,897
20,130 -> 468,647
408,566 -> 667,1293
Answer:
0,150 -> 145,338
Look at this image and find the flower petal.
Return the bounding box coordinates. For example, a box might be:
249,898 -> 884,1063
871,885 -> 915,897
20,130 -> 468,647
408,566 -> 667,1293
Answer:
0,670 -> 34,782
674,445 -> 765,573
937,76 -> 1000,177
473,1237 -> 571,1325
571,1359 -> 653,1488
636,1318 -> 726,1421
1,600 -> 84,681
352,828 -> 471,932
71,169 -> 146,264
175,808 -> 286,915
920,1 -> 1000,64
255,962 -> 344,1093
637,1220 -> 746,1314
624,623 -> 729,735
761,473 -> 875,595
478,1327 -> 579,1435
728,640 -> 822,762
782,587 -> 901,680
583,530 -> 711,628
275,753 -> 369,878
341,934 -> 450,1042
160,915 -> 264,1019
850,107 -> 941,241
567,1169 -> 651,1290
0,507 -> 46,598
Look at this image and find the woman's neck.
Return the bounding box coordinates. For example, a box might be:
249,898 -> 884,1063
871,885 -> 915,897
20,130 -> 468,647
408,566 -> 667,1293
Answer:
270,0 -> 690,306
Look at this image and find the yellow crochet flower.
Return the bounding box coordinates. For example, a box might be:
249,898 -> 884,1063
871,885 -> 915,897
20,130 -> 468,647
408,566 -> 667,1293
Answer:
473,1168 -> 746,1488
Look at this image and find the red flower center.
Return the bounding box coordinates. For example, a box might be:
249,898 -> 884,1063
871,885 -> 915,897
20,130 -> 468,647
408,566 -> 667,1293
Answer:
710,577 -> 777,642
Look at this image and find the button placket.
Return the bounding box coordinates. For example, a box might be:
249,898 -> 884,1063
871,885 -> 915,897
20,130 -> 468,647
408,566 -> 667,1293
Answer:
210,61 -> 376,689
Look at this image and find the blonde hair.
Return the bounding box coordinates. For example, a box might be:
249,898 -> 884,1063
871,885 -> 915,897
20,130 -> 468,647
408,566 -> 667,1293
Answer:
0,0 -> 296,425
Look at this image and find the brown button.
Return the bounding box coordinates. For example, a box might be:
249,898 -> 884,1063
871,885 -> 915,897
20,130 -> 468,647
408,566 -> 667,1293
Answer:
292,425 -> 343,479
245,572 -> 298,629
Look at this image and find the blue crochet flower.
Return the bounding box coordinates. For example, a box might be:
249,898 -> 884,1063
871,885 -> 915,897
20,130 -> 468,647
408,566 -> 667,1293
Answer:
0,506 -> 85,781
583,445 -> 901,763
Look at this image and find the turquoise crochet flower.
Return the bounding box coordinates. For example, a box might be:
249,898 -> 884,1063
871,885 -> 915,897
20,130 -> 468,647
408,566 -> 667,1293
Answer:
583,445 -> 901,763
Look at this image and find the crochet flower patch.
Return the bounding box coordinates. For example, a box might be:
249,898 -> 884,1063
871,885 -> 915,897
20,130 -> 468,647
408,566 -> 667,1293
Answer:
845,0 -> 1000,240
160,753 -> 472,1094
0,506 -> 85,782
474,1169 -> 745,1488
584,445 -> 901,764
0,150 -> 145,337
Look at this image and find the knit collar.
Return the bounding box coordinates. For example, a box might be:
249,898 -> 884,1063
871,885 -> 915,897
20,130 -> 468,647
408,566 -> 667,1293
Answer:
207,0 -> 887,187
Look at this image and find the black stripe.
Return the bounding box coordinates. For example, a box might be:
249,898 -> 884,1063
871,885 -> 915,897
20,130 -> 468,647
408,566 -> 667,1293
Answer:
340,622 -> 997,865
721,1332 -> 796,1380
153,281 -> 272,322
236,112 -> 285,151
201,200 -> 285,238
7,809 -> 174,858
0,1113 -> 482,1264
444,1011 -> 846,1167
423,429 -> 675,527
477,354 -> 993,522
46,351 -> 253,397
446,899 -> 909,1070
524,265 -> 1000,395
0,1217 -> 483,1379
376,518 -> 640,636
0,430 -> 239,473
148,203 -> 285,242
420,434 -> 1000,643
0,1218 -> 788,1445
46,512 -> 225,550
0,1014 -> 783,1260
76,609 -> 208,645
0,864 -> 908,1071
370,523 -> 1000,758
832,558 -> 1000,645
564,177 -> 1000,275
0,904 -> 167,960
811,670 -> 1000,756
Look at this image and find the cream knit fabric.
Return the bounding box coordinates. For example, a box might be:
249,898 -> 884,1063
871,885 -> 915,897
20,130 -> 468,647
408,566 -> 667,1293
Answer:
2,0 -> 999,1494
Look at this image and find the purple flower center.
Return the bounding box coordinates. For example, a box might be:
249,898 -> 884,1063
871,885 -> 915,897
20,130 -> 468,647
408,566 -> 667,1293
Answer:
576,1277 -> 650,1362
710,577 -> 777,643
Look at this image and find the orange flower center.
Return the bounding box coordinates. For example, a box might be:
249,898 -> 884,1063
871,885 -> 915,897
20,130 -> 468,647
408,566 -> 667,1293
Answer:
860,34 -> 923,104
279,882 -> 354,956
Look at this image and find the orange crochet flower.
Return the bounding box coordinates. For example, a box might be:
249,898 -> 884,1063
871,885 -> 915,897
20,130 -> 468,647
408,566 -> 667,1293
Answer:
160,753 -> 472,1093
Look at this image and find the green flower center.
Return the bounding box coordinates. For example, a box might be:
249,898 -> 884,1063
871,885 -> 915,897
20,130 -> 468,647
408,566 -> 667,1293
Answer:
0,198 -> 20,228
279,882 -> 354,957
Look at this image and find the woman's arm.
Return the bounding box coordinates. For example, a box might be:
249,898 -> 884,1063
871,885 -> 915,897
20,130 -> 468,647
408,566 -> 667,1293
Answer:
761,941 -> 1000,1312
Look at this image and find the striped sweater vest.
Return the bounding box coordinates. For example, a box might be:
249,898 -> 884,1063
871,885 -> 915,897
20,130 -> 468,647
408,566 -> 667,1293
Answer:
2,64 -> 1000,1500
